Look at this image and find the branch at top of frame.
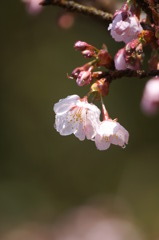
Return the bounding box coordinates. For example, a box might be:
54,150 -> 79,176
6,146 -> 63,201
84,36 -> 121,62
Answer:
40,0 -> 113,22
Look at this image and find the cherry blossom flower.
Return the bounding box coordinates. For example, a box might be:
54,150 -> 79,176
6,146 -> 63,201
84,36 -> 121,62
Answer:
54,95 -> 100,140
95,119 -> 129,150
141,76 -> 159,115
22,0 -> 42,15
108,7 -> 143,44
52,205 -> 144,240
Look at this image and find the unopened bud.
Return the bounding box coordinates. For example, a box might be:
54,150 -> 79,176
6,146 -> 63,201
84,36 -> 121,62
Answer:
71,67 -> 83,78
76,66 -> 93,86
82,50 -> 96,58
71,64 -> 90,79
74,41 -> 94,51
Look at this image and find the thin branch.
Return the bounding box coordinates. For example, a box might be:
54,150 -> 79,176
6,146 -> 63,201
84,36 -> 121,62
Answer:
40,0 -> 113,22
102,69 -> 159,82
136,0 -> 159,24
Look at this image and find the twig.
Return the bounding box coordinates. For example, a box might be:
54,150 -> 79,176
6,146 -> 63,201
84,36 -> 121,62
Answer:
101,69 -> 159,82
136,0 -> 159,24
40,0 -> 113,22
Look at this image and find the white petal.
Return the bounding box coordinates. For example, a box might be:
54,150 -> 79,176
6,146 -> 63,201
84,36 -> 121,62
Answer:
95,133 -> 111,150
54,95 -> 79,115
74,122 -> 85,141
55,115 -> 75,136
94,120 -> 129,150
110,122 -> 129,147
85,117 -> 97,139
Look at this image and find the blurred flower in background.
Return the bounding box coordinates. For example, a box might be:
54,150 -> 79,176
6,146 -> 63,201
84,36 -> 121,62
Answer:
1,202 -> 145,240
58,12 -> 75,29
52,204 -> 144,240
141,77 -> 159,116
1,223 -> 49,240
21,0 -> 42,15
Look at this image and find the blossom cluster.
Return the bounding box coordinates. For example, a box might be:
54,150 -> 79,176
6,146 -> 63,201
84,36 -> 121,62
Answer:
53,0 -> 159,150
108,1 -> 159,115
54,95 -> 129,150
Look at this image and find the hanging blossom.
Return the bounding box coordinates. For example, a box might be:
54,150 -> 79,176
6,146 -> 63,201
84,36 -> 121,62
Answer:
95,120 -> 129,150
54,94 -> 129,150
54,95 -> 100,141
94,103 -> 129,151
108,3 -> 143,44
141,76 -> 159,115
22,0 -> 42,15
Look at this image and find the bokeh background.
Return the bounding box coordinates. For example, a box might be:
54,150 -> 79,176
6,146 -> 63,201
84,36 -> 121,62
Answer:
1,0 -> 159,239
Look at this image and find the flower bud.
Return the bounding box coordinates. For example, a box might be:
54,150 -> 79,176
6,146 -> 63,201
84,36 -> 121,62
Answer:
71,66 -> 84,78
82,50 -> 96,58
74,41 -> 95,51
76,67 -> 93,86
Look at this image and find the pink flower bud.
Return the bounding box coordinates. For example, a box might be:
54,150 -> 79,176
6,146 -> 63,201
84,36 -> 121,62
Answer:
71,67 -> 83,78
82,50 -> 95,58
141,76 -> 159,115
71,64 -> 89,78
70,64 -> 93,86
76,67 -> 93,86
114,48 -> 130,70
74,41 -> 94,51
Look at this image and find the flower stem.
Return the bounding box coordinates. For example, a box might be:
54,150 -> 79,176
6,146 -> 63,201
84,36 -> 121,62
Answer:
100,95 -> 109,120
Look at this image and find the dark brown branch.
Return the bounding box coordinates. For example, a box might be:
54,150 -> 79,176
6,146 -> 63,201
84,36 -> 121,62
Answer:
40,0 -> 113,22
102,69 -> 159,82
136,0 -> 159,24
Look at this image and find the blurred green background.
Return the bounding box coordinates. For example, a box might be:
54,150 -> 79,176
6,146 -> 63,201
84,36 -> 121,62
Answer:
1,0 -> 159,238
